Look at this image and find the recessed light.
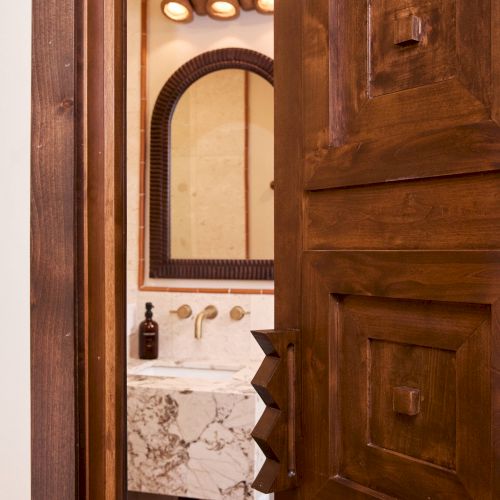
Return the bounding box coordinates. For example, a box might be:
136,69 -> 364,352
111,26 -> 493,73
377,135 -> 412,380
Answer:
161,0 -> 193,22
207,0 -> 240,20
256,0 -> 274,14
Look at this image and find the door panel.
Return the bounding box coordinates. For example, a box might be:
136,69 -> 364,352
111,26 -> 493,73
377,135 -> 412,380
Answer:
306,171 -> 500,250
300,252 -> 498,498
304,0 -> 500,189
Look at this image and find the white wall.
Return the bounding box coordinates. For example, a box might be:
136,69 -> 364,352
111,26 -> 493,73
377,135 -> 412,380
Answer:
0,1 -> 31,499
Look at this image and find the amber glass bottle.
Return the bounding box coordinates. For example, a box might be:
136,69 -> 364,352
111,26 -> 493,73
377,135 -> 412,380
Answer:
139,302 -> 159,359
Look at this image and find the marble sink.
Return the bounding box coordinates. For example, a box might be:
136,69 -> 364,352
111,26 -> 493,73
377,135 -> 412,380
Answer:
127,359 -> 268,500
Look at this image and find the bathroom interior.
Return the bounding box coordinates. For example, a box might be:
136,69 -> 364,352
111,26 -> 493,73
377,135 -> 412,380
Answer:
126,1 -> 274,498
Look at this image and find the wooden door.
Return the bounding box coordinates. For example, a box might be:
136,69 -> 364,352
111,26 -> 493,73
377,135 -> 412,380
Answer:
253,1 -> 500,498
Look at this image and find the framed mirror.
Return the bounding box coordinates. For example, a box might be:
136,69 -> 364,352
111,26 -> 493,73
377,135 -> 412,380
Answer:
149,48 -> 274,280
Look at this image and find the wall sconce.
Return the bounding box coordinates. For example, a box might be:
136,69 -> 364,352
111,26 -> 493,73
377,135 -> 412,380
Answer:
161,0 -> 194,22
256,0 -> 274,14
206,0 -> 240,20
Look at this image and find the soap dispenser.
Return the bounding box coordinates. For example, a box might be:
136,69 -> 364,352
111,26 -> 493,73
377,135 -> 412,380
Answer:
139,302 -> 159,359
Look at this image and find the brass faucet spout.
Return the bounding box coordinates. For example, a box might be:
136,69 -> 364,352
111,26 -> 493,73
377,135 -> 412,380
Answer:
194,305 -> 218,339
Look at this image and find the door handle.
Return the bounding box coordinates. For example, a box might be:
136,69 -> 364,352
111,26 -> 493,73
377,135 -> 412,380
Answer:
251,329 -> 299,493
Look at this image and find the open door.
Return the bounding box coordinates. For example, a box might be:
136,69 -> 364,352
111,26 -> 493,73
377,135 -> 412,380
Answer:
253,0 -> 500,498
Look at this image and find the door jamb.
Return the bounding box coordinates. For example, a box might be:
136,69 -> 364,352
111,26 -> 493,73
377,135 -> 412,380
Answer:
31,0 -> 127,498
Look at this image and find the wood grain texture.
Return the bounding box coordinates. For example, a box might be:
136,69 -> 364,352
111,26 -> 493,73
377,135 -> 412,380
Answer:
270,3 -> 304,496
252,330 -> 299,493
304,0 -> 499,191
307,171 -> 500,250
301,256 -> 496,498
305,250 -> 500,304
31,0 -> 77,496
261,1 -> 304,498
86,0 -> 127,497
370,0 -> 456,96
278,1 -> 500,496
274,0 -> 303,331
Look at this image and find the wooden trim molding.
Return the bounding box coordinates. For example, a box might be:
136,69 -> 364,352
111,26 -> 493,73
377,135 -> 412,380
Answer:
148,48 -> 274,281
32,0 -> 126,498
138,0 -> 148,289
272,1 -> 303,497
86,0 -> 127,498
31,0 -> 78,496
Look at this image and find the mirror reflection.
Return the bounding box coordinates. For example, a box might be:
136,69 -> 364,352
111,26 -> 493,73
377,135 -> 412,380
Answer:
170,69 -> 274,261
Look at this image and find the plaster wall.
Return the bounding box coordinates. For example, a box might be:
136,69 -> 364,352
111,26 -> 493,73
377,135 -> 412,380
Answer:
0,1 -> 31,497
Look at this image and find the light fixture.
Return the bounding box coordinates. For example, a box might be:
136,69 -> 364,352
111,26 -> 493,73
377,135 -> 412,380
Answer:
161,0 -> 194,22
256,0 -> 274,14
207,0 -> 240,20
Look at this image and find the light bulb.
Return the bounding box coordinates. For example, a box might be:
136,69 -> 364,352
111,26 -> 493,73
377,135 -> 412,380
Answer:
257,0 -> 274,13
210,1 -> 237,17
163,1 -> 190,21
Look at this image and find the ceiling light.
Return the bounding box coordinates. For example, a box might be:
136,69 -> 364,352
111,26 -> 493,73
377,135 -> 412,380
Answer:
207,0 -> 240,20
161,0 -> 194,22
256,0 -> 274,14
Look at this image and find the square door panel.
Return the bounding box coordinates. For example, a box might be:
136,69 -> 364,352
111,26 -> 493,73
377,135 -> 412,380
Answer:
329,0 -> 491,143
304,0 -> 499,190
369,340 -> 456,469
370,0 -> 456,97
337,296 -> 491,499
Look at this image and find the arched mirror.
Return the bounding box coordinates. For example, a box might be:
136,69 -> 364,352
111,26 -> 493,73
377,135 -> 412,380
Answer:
149,48 -> 274,280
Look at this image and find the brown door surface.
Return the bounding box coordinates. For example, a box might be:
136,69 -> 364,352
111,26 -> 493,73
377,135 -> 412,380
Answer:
266,0 -> 500,498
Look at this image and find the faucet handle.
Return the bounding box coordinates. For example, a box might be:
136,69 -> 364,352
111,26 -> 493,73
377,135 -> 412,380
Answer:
170,304 -> 192,319
230,306 -> 251,321
203,305 -> 218,319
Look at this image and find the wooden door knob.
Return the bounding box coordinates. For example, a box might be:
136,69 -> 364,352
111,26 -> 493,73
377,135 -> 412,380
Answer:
393,386 -> 421,416
394,14 -> 422,46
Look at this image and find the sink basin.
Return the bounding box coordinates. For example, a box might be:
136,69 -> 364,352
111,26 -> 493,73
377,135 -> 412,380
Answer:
136,365 -> 237,381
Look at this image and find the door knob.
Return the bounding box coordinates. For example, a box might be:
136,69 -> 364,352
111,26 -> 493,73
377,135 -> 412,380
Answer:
170,304 -> 192,319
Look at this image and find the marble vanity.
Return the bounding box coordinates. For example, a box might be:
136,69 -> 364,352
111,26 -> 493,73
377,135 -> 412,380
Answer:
127,359 -> 266,499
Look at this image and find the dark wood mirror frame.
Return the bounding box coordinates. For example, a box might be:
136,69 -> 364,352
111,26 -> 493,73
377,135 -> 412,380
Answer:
149,48 -> 275,281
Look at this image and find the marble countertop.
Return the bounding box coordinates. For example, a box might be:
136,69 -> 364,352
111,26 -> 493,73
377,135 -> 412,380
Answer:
127,358 -> 260,395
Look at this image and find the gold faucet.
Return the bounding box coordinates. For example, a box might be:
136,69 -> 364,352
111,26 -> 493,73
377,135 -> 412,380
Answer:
194,305 -> 218,339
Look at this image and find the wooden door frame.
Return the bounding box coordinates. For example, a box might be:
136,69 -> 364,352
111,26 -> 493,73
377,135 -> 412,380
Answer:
32,0 -> 298,498
31,0 -> 126,498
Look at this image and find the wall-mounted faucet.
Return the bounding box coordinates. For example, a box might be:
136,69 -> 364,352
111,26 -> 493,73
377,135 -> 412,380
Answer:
194,305 -> 218,339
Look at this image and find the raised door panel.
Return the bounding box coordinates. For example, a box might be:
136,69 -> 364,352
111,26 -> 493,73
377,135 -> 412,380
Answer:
300,252 -> 500,499
306,171 -> 500,251
304,0 -> 500,189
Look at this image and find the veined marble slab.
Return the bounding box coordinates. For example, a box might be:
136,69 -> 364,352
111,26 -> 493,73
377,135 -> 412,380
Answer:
127,360 -> 265,499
